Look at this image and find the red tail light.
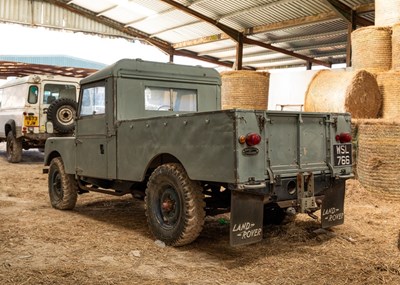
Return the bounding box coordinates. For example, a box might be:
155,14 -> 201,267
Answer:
335,132 -> 352,143
245,133 -> 262,146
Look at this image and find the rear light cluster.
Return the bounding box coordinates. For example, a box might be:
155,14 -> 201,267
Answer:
335,132 -> 352,143
238,133 -> 262,146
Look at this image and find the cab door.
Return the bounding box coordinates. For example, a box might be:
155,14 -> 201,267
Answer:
75,79 -> 116,179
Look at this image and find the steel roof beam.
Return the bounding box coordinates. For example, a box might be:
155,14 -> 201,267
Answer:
43,0 -> 241,69
267,29 -> 348,44
152,0 -> 303,37
216,41 -> 348,61
124,0 -> 207,27
158,0 -> 241,40
171,49 -> 255,70
243,49 -> 346,65
173,11 -> 339,49
173,1 -> 373,50
45,0 -> 172,52
160,0 -> 331,67
356,3 -> 374,14
323,0 -> 373,26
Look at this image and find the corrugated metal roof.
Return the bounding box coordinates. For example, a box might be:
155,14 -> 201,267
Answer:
0,0 -> 376,70
0,55 -> 106,70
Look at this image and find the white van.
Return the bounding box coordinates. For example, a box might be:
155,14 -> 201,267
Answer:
0,75 -> 80,162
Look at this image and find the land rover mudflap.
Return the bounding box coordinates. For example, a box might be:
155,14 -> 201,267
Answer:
229,111 -> 352,246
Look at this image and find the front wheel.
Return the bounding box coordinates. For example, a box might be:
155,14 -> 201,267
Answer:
6,132 -> 22,163
48,157 -> 78,210
145,163 -> 205,246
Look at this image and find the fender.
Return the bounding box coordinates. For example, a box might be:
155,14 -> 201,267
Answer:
44,137 -> 76,174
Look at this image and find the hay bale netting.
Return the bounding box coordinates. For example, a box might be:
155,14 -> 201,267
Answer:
350,119 -> 364,178
375,0 -> 400,26
351,26 -> 392,72
376,71 -> 400,119
392,23 -> 400,70
221,71 -> 269,110
357,120 -> 400,198
304,69 -> 382,119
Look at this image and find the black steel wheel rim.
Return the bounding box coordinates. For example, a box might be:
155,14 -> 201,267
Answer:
156,186 -> 181,229
51,170 -> 63,201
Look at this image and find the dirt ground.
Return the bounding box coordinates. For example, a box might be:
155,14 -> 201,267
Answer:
0,144 -> 400,285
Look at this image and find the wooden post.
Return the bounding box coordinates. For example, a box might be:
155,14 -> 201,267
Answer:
346,10 -> 357,67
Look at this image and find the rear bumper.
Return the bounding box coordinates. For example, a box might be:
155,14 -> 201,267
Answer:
229,174 -> 348,246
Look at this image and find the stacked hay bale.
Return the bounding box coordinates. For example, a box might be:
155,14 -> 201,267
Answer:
376,72 -> 400,118
351,26 -> 392,73
304,70 -> 381,118
392,23 -> 400,70
375,0 -> 400,26
357,120 -> 400,199
220,71 -> 269,110
348,3 -> 400,195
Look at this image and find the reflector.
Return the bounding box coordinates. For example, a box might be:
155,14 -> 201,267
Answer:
245,133 -> 261,146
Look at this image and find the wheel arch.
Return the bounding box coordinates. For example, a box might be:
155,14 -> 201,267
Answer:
44,150 -> 61,166
5,119 -> 16,136
143,153 -> 182,180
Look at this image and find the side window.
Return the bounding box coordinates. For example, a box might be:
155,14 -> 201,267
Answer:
144,87 -> 197,112
80,86 -> 105,116
28,86 -> 38,104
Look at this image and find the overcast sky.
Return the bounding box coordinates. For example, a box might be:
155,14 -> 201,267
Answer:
0,23 -> 215,68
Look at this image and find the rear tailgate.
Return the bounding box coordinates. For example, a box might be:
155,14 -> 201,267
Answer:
265,111 -> 352,178
234,111 -> 352,183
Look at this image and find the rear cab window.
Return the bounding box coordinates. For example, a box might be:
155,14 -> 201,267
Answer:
43,84 -> 77,105
144,86 -> 197,112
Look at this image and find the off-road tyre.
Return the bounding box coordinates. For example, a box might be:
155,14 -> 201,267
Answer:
263,203 -> 287,225
48,157 -> 78,210
47,98 -> 77,134
6,132 -> 22,163
145,163 -> 206,246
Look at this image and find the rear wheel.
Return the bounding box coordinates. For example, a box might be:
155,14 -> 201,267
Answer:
263,203 -> 287,225
6,132 -> 22,163
48,157 -> 78,210
145,163 -> 205,246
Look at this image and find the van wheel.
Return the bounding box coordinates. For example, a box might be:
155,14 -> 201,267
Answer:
145,163 -> 205,246
48,157 -> 78,210
47,98 -> 77,134
6,132 -> 22,163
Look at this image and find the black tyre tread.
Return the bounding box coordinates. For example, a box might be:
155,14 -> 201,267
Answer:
47,98 -> 77,133
48,157 -> 78,210
145,163 -> 205,246
6,132 -> 22,163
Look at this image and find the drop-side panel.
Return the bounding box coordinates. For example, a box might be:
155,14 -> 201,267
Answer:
116,111 -> 237,183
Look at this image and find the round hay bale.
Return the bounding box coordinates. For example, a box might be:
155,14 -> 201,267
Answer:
376,71 -> 400,119
221,70 -> 269,110
357,120 -> 400,198
392,23 -> 400,70
304,69 -> 382,119
375,0 -> 400,26
351,26 -> 392,72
